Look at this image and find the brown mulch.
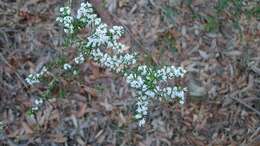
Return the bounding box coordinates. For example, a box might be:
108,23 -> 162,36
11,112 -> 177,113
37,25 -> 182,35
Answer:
0,0 -> 259,145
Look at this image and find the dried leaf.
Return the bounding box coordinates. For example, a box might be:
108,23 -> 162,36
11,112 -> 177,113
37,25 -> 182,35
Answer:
76,103 -> 87,118
100,98 -> 113,111
48,134 -> 67,143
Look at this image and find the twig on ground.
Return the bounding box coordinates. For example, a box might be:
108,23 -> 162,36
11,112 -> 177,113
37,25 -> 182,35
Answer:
225,75 -> 260,117
228,96 -> 260,117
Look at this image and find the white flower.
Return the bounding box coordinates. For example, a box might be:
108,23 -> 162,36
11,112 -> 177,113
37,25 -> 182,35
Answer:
138,65 -> 148,75
74,54 -> 85,64
25,67 -> 47,85
136,106 -> 147,114
73,70 -> 77,75
94,18 -> 101,25
57,6 -> 74,33
126,75 -> 144,89
138,118 -> 146,126
145,90 -> 155,98
32,106 -> 39,111
59,7 -> 64,12
135,114 -> 142,119
176,90 -> 184,98
63,63 -> 72,70
109,26 -> 124,40
141,84 -> 148,92
179,98 -> 185,104
39,66 -> 47,75
90,48 -> 136,72
87,23 -> 109,47
35,98 -> 43,105
157,66 -> 186,80
123,53 -> 136,65
26,74 -> 40,85
74,2 -> 100,27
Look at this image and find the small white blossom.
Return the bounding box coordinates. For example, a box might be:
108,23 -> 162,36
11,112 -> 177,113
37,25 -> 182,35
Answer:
25,66 -> 47,85
134,95 -> 149,125
90,49 -> 136,72
35,98 -> 43,105
94,18 -> 101,25
26,74 -> 40,85
32,106 -> 39,111
87,23 -> 109,48
39,66 -> 47,75
138,65 -> 148,75
135,114 -> 142,119
74,54 -> 85,64
109,26 -> 124,42
56,6 -> 74,33
145,90 -> 155,98
63,63 -> 72,70
73,70 -> 78,75
138,118 -> 146,126
76,2 -> 99,26
157,66 -> 186,81
179,97 -> 185,104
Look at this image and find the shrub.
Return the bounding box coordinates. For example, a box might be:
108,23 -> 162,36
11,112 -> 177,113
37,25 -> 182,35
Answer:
26,2 -> 186,126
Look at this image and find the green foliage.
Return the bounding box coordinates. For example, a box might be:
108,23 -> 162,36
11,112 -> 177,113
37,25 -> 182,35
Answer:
183,0 -> 193,6
216,0 -> 260,19
216,0 -> 229,13
247,6 -> 260,19
42,78 -> 59,99
143,53 -> 157,66
26,108 -> 35,117
94,83 -> 106,92
161,6 -> 177,25
231,0 -> 243,18
204,16 -> 219,32
59,88 -> 66,98
162,32 -> 177,54
46,55 -> 67,69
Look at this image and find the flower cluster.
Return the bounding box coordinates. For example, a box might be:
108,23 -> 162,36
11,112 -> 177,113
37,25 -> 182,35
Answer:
31,98 -> 44,111
135,95 -> 149,126
86,24 -> 125,52
74,53 -> 85,64
88,25 -> 136,72
26,2 -> 187,126
76,2 -> 101,27
56,7 -> 74,33
25,66 -> 47,85
91,49 -> 136,72
63,63 -> 72,70
57,2 -> 136,72
75,3 -> 136,72
157,66 -> 186,80
125,65 -> 186,126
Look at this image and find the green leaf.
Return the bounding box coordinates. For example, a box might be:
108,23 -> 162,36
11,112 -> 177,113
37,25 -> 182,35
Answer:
216,0 -> 229,13
204,16 -> 219,32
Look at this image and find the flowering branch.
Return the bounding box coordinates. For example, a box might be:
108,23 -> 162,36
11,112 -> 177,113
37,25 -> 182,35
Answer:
26,2 -> 187,126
